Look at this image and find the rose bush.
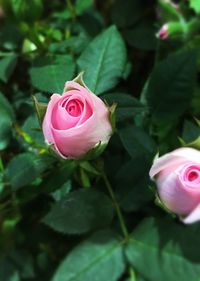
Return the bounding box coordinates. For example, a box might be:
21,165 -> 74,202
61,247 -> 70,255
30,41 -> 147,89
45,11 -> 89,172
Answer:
42,79 -> 112,159
150,147 -> 200,224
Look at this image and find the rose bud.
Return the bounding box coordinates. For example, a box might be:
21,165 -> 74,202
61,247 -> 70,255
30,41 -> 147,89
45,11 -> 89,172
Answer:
149,147 -> 200,224
157,24 -> 169,39
42,75 -> 113,159
156,22 -> 187,40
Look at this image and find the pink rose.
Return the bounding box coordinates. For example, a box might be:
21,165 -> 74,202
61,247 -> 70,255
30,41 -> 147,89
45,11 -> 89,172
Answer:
42,80 -> 112,159
149,147 -> 200,224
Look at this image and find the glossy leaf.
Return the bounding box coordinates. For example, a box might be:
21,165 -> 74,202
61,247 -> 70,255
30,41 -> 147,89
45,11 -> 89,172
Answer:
0,55 -> 17,82
146,50 -> 197,121
78,25 -> 127,95
126,217 -> 200,281
43,189 -> 114,234
51,230 -> 125,281
29,55 -> 75,93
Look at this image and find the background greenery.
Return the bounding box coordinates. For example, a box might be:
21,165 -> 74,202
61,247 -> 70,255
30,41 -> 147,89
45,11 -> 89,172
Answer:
0,0 -> 200,280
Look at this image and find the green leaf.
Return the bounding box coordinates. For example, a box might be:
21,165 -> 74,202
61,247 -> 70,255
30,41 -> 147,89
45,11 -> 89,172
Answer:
0,258 -> 20,281
6,152 -> 48,190
119,124 -> 157,159
29,55 -> 75,93
41,161 -> 76,194
76,0 -> 93,15
126,217 -> 200,281
0,91 -> 15,150
51,230 -> 125,281
158,0 -> 182,21
115,158 -> 153,212
0,55 -> 17,82
78,25 -> 127,95
22,113 -> 44,146
10,0 -> 43,22
43,189 -> 114,234
182,120 -> 200,143
102,93 -> 146,122
111,0 -> 143,28
123,20 -> 157,50
146,50 -> 197,121
189,0 -> 200,14
51,180 -> 71,201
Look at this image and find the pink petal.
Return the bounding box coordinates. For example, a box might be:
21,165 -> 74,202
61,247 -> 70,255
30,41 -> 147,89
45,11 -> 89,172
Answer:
181,204 -> 200,224
157,170 -> 200,215
150,148 -> 200,179
42,94 -> 61,144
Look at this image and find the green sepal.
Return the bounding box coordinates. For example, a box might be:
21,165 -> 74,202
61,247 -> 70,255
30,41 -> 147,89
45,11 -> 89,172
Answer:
80,141 -> 108,161
109,102 -> 117,132
63,72 -> 88,92
32,95 -> 47,127
180,135 -> 200,150
73,71 -> 87,88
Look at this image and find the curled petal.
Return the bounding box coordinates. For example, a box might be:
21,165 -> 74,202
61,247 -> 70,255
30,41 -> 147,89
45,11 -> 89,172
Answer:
150,148 -> 200,179
181,204 -> 200,224
157,170 -> 200,215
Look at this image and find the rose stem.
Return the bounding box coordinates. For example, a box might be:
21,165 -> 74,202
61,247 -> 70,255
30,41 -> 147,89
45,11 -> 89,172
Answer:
101,171 -> 129,240
102,172 -> 136,279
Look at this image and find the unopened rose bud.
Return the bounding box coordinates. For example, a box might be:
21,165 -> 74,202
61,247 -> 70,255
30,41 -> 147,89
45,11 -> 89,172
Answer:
156,22 -> 186,40
42,74 -> 113,159
157,24 -> 169,39
150,148 -> 200,224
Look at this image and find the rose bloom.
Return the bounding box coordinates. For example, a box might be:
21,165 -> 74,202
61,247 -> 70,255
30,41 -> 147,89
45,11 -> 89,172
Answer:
42,80 -> 112,159
149,147 -> 200,224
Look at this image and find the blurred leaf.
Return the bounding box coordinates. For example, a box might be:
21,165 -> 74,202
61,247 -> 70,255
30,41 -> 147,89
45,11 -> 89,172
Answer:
0,92 -> 15,150
182,119 -> 200,143
0,258 -> 20,281
126,217 -> 200,281
51,230 -> 125,281
29,55 -> 75,93
0,55 -> 17,82
3,0 -> 43,22
43,189 -> 114,234
0,24 -> 22,50
189,0 -> 200,14
123,20 -> 157,50
102,93 -> 146,122
9,250 -> 35,279
78,25 -> 127,95
119,124 -> 157,159
51,180 -> 71,201
111,0 -> 143,28
22,114 -> 44,146
6,152 -> 49,190
158,0 -> 181,21
76,0 -> 93,15
147,50 -> 197,121
41,161 -> 76,194
115,157 -> 153,212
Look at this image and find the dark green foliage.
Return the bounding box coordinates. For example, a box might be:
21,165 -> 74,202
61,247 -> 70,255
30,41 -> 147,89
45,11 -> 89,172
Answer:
146,50 -> 197,121
52,230 -> 125,281
43,189 -> 114,234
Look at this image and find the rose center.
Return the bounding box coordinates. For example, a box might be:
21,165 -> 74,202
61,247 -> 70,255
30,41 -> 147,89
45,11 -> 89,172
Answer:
66,100 -> 82,117
188,171 -> 199,182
